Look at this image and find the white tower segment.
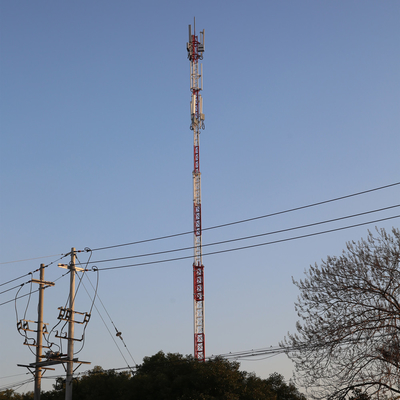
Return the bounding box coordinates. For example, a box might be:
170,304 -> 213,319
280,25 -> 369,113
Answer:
187,19 -> 205,361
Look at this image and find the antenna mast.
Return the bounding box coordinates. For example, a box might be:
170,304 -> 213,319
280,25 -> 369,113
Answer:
187,19 -> 205,361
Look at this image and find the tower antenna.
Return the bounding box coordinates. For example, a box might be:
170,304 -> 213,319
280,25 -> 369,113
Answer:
187,19 -> 205,361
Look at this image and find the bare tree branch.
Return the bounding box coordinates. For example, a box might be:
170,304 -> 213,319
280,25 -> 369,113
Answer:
281,228 -> 400,399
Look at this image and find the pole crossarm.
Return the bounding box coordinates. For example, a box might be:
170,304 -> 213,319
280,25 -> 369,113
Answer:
20,357 -> 91,368
31,279 -> 55,286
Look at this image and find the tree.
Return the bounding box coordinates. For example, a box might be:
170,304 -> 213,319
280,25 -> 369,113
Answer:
73,366 -> 131,400
265,373 -> 306,400
0,390 -> 33,400
129,351 -> 305,400
10,352 -> 306,400
282,228 -> 400,399
347,389 -> 371,400
39,366 -> 131,400
130,351 -> 276,400
0,390 -> 20,400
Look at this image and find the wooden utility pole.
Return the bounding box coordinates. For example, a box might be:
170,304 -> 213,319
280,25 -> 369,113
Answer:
17,264 -> 55,399
17,250 -> 90,398
66,248 -> 76,400
34,264 -> 45,400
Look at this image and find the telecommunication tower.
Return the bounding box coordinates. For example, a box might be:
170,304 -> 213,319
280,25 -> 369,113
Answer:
187,19 -> 205,361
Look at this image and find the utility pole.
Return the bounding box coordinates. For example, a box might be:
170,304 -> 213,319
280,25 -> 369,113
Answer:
17,264 -> 55,400
17,249 -> 90,398
66,247 -> 76,400
56,249 -> 90,400
34,264 -> 45,400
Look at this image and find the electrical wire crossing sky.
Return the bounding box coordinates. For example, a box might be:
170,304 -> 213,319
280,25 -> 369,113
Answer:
1,1 -> 399,394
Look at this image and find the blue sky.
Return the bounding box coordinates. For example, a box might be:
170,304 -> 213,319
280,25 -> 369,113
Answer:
1,0 -> 399,394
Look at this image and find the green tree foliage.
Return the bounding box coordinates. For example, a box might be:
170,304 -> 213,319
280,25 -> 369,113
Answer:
0,390 -> 33,400
0,390 -> 20,400
130,351 -> 276,400
73,366 -> 131,400
128,351 -> 305,399
7,352 -> 306,400
36,366 -> 131,400
282,228 -> 400,399
265,373 -> 306,400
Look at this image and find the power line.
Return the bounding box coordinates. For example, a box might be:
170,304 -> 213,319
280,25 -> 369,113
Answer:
1,182 -> 398,266
80,278 -> 136,371
0,373 -> 29,380
1,212 -> 398,306
0,283 -> 29,296
80,204 -> 400,266
0,377 -> 34,392
0,288 -> 40,307
0,255 -> 70,308
95,214 -> 400,271
0,273 -> 33,288
0,265 -> 49,287
84,281 -> 138,368
0,268 -> 70,308
82,272 -> 137,368
218,332 -> 400,361
0,253 -> 65,265
90,181 -> 400,252
0,250 -> 80,268
1,329 -> 394,391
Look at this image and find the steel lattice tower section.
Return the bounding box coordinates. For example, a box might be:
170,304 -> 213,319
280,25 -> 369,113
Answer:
187,20 -> 205,361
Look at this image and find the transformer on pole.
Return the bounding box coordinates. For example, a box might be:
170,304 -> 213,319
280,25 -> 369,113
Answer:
187,18 -> 205,362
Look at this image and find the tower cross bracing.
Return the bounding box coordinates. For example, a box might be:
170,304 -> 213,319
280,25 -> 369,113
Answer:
187,19 -> 205,361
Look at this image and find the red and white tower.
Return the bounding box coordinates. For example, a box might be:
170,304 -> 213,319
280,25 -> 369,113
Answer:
187,19 -> 205,361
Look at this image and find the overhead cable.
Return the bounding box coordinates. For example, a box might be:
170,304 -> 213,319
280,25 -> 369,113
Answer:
90,181 -> 400,251
0,253 -> 65,265
81,204 -> 400,266
1,213 -> 398,306
96,214 -> 400,271
0,268 -> 70,308
79,276 -> 136,371
82,272 -> 137,367
0,273 -> 33,288
1,182 -> 398,265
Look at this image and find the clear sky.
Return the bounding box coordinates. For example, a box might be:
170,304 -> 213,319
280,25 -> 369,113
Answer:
1,0 -> 399,395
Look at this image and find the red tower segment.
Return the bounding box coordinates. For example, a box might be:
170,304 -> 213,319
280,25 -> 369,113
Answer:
187,20 -> 205,361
